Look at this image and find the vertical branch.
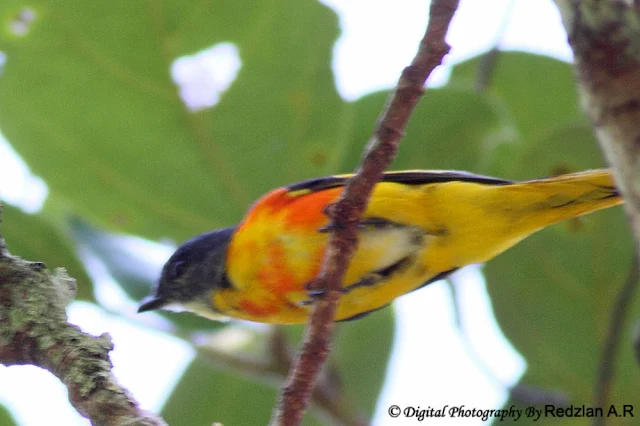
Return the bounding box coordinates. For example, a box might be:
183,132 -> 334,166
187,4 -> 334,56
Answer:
270,1 -> 461,425
552,0 -> 640,420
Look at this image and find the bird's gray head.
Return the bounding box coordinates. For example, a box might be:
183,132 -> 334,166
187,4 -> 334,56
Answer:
138,227 -> 235,316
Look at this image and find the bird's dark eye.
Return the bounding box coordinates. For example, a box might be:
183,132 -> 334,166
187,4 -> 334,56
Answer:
219,272 -> 233,289
168,260 -> 187,281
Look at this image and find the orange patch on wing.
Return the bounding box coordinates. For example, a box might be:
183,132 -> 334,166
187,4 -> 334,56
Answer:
238,299 -> 279,317
283,187 -> 342,229
241,185 -> 342,230
238,188 -> 290,226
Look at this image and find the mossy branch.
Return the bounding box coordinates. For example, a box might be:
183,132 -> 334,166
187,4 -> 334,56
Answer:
0,204 -> 167,426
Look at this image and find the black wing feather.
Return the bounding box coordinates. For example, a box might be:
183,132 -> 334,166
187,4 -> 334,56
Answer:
287,170 -> 512,193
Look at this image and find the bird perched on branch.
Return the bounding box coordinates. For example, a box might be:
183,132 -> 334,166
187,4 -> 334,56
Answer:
138,169 -> 622,324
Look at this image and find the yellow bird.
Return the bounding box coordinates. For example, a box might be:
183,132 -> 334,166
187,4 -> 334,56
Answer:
139,169 -> 622,324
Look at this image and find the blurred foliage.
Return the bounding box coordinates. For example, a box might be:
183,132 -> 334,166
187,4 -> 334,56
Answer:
484,133 -> 637,424
68,217 -> 223,331
0,1 -> 637,426
0,405 -> 17,426
1,204 -> 94,301
163,309 -> 393,425
163,356 -> 289,426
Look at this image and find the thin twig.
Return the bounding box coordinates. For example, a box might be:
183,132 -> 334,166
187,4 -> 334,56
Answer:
474,48 -> 500,92
194,328 -> 365,425
593,256 -> 639,424
473,0 -> 516,92
270,1 -> 460,425
635,328 -> 640,367
447,278 -> 569,407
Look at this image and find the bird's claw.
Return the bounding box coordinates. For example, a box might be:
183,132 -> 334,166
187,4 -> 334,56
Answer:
301,280 -> 347,305
318,217 -> 392,233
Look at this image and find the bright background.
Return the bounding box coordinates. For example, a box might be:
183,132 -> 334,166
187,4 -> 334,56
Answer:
0,0 -> 578,425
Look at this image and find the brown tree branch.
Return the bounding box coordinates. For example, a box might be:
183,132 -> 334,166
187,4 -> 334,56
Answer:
270,1 -> 460,425
0,205 -> 167,426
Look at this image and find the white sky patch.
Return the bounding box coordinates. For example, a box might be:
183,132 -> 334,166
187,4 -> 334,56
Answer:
0,52 -> 6,76
9,8 -> 37,37
0,364 -> 91,426
320,0 -> 428,100
498,0 -> 572,61
0,136 -> 48,213
321,0 -> 572,100
450,265 -> 526,385
75,233 -> 181,332
118,234 -> 176,268
0,302 -> 194,426
373,267 -> 525,425
76,247 -> 148,314
66,302 -> 195,412
75,236 -> 174,325
171,43 -> 242,112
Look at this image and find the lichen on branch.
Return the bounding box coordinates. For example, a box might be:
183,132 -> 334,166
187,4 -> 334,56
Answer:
0,205 -> 167,426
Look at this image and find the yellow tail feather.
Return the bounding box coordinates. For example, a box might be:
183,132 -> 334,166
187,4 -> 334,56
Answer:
508,169 -> 621,229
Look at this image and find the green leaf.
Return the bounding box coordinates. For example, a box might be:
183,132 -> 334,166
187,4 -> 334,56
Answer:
0,404 -> 18,426
340,87 -> 515,174
488,124 -> 607,180
333,306 -> 395,416
162,308 -> 394,426
278,307 -> 395,416
271,310 -> 395,419
1,203 -> 94,301
0,0 -> 344,241
162,308 -> 394,425
450,52 -> 586,143
483,126 -> 638,411
162,354 -> 326,426
161,356 -> 277,426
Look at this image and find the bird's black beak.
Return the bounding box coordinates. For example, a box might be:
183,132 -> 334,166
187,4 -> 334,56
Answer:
137,296 -> 167,313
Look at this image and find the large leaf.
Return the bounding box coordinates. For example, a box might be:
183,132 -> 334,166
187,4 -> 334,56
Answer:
448,52 -> 639,423
483,124 -> 638,420
0,0 -> 344,241
161,355 -> 281,426
162,354 -> 326,426
450,52 -> 586,143
0,405 -> 17,426
340,87 -> 515,174
0,203 -> 94,301
332,306 -> 395,416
